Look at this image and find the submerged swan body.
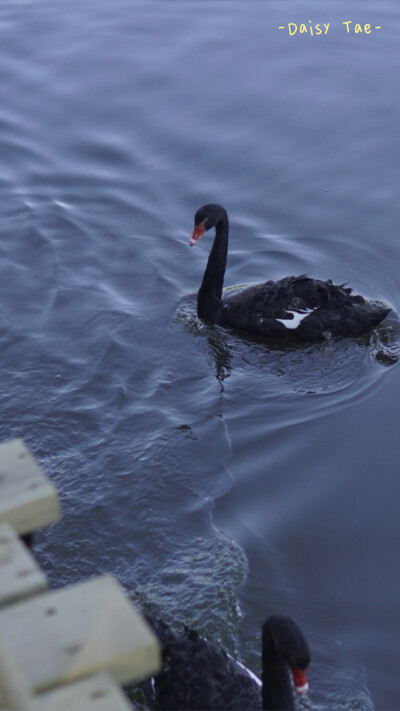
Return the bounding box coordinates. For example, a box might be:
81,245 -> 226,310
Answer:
141,614 -> 310,711
190,203 -> 391,340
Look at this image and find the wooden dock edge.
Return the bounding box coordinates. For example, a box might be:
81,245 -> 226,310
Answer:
0,439 -> 162,710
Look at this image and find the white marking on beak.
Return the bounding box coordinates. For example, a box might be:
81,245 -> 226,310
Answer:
295,681 -> 309,695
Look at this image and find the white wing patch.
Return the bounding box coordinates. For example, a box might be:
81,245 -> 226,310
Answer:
230,656 -> 262,687
276,308 -> 316,329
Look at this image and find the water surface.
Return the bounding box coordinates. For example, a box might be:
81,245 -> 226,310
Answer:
0,2 -> 399,708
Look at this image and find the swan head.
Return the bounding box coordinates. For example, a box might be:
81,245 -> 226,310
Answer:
190,203 -> 227,246
263,615 -> 311,695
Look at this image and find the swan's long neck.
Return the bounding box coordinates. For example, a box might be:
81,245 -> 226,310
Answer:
262,632 -> 294,711
197,210 -> 228,324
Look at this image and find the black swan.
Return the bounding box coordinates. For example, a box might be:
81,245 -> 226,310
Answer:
141,614 -> 311,711
190,203 -> 391,339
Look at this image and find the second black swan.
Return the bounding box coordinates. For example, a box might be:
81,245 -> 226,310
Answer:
141,614 -> 311,710
190,203 -> 391,339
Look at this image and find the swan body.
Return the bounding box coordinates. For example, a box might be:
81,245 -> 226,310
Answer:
190,204 -> 391,340
141,614 -> 310,711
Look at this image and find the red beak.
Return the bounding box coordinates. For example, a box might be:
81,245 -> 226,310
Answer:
291,668 -> 309,695
189,221 -> 205,246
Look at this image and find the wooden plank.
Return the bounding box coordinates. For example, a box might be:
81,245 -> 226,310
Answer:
0,629 -> 33,711
0,575 -> 161,693
0,523 -> 47,608
0,439 -> 60,535
38,673 -> 135,711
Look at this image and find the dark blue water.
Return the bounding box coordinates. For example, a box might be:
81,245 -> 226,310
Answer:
0,2 -> 400,708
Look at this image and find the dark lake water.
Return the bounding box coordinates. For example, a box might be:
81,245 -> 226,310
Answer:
1,2 -> 400,708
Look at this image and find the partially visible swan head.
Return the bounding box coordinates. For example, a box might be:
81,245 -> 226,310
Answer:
263,615 -> 311,696
190,203 -> 227,245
